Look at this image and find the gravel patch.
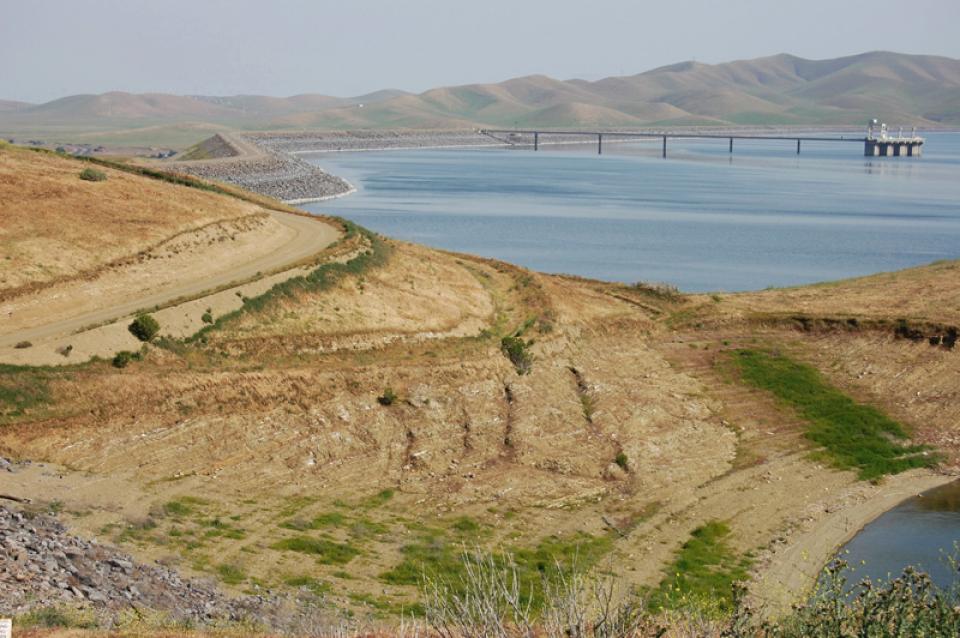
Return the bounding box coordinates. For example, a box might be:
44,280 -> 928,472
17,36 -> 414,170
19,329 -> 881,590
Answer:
0,504 -> 279,623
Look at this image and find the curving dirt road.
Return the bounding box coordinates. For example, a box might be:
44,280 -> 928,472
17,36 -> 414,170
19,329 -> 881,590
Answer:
0,211 -> 340,350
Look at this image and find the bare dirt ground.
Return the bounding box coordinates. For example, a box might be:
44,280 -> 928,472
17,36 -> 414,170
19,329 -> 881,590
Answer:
2,147 -> 958,623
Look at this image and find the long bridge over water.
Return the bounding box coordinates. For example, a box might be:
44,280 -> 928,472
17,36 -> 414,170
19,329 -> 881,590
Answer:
479,128 -> 924,157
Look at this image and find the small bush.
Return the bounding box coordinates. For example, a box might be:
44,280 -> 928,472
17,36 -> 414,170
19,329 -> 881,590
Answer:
501,335 -> 534,375
112,350 -> 142,368
129,313 -> 160,342
79,167 -> 107,182
377,387 -> 397,406
14,341 -> 32,349
614,452 -> 629,471
201,311 -> 214,324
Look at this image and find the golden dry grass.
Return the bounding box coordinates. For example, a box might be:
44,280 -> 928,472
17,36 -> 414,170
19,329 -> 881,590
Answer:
0,145 -> 266,295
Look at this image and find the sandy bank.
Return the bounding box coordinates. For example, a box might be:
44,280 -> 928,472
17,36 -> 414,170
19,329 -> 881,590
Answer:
751,469 -> 956,616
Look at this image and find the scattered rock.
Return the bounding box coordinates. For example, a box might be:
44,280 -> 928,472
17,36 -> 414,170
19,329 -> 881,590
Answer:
0,505 -> 278,623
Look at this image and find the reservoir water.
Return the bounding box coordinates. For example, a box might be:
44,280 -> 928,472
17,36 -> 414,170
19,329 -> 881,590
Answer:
302,132 -> 960,292
836,480 -> 960,591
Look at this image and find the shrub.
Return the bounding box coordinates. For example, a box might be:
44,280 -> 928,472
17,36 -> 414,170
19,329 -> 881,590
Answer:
614,452 -> 629,471
112,350 -> 142,368
501,336 -> 534,375
201,311 -> 214,324
14,341 -> 32,349
79,167 -> 107,182
129,313 -> 160,341
377,387 -> 397,406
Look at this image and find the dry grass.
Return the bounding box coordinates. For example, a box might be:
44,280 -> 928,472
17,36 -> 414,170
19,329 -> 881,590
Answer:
0,144 -> 266,295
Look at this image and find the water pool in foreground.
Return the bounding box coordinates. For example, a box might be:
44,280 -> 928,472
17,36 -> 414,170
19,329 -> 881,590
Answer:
835,480 -> 960,591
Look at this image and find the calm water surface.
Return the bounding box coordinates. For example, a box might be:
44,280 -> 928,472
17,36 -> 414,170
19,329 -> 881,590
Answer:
836,480 -> 960,590
303,132 -> 960,292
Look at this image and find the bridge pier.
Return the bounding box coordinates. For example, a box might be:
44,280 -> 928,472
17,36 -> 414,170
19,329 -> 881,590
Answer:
729,138 -> 733,153
662,136 -> 667,158
534,132 -> 538,151
598,133 -> 603,155
864,139 -> 923,157
797,139 -> 801,154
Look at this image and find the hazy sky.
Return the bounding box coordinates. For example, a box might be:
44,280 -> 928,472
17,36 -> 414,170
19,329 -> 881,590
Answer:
4,0 -> 960,103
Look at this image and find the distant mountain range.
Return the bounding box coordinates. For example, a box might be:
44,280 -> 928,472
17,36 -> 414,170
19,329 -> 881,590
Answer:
3,51 -> 959,147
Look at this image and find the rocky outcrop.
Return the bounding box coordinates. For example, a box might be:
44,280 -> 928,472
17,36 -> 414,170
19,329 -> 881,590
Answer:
166,133 -> 353,203
0,504 -> 277,623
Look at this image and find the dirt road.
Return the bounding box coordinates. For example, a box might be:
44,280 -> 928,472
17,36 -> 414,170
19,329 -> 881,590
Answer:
0,211 -> 339,350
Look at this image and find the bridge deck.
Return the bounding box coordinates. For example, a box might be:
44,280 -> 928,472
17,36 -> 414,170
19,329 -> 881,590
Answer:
480,129 -> 868,143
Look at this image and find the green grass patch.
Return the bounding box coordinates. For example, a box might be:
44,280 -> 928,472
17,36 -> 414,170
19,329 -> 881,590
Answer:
161,496 -> 208,517
348,591 -> 423,617
449,516 -> 481,533
216,562 -> 246,585
284,575 -> 332,595
0,365 -> 52,423
732,349 -> 938,479
381,529 -> 613,611
16,606 -> 97,629
646,521 -> 751,615
271,536 -> 361,565
282,511 -> 347,530
361,488 -> 395,509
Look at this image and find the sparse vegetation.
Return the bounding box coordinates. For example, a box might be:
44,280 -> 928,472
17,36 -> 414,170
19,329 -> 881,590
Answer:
614,452 -> 629,471
383,529 -> 613,612
378,387 -> 398,406
201,309 -> 214,324
16,605 -> 96,629
187,221 -> 390,342
645,520 -> 751,615
216,562 -> 247,585
112,349 -> 143,368
284,575 -> 332,596
732,349 -> 939,479
271,536 -> 361,565
0,364 -> 52,422
501,335 -> 534,374
129,313 -> 161,342
78,167 -> 107,182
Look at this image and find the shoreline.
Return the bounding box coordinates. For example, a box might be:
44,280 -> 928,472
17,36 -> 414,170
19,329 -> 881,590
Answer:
752,469 -> 957,617
283,182 -> 357,205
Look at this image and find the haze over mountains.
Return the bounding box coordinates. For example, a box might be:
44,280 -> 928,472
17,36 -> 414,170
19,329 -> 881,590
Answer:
3,51 -> 959,147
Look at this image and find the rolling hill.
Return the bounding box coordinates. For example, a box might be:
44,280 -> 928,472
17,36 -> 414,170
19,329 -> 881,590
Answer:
2,51 -> 959,147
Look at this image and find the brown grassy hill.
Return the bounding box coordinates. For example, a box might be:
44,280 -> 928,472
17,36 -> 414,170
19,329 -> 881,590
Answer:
1,153 -> 957,626
3,52 -> 958,148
